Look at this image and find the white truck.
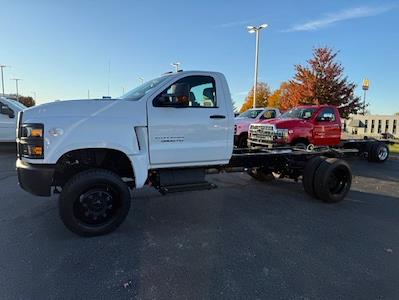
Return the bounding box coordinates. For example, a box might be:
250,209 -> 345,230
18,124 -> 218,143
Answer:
17,71 -> 355,237
0,97 -> 26,142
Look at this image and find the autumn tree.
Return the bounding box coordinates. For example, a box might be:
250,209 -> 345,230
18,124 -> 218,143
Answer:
268,82 -> 290,109
280,47 -> 363,118
18,96 -> 36,107
7,95 -> 36,107
239,82 -> 271,112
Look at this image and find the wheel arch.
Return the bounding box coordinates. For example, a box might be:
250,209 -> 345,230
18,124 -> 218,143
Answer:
53,147 -> 137,187
291,137 -> 309,146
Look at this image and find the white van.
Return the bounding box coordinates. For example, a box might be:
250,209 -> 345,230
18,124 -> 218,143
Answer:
0,97 -> 27,142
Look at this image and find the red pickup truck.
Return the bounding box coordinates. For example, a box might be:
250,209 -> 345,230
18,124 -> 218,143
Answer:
248,105 -> 342,148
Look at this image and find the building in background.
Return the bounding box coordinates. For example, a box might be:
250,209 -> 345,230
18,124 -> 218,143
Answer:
344,113 -> 399,138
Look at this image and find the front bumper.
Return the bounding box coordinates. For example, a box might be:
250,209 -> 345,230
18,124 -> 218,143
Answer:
16,159 -> 55,197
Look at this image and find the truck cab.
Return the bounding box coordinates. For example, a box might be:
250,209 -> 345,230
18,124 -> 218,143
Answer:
0,97 -> 26,142
248,105 -> 342,148
234,107 -> 280,147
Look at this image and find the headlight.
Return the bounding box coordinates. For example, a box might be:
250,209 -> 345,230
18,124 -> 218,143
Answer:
19,123 -> 44,159
21,124 -> 43,138
276,129 -> 289,139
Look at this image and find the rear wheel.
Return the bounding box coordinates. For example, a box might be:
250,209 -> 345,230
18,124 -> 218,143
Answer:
368,142 -> 389,163
302,156 -> 326,197
59,169 -> 131,237
313,158 -> 352,203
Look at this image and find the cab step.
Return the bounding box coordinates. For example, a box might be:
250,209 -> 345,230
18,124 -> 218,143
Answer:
158,181 -> 217,195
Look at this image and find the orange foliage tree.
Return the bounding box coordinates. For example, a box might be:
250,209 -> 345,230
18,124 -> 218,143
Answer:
268,82 -> 291,109
280,47 -> 363,118
239,82 -> 271,112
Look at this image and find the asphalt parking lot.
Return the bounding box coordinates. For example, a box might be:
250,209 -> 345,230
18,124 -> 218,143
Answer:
1,144 -> 398,299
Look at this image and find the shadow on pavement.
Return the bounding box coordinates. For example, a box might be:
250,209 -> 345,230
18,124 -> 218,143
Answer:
0,142 -> 17,154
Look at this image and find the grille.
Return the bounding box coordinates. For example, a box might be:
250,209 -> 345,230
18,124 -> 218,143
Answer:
248,124 -> 276,146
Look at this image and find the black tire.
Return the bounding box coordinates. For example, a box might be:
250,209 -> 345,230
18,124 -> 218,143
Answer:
59,169 -> 131,237
238,134 -> 248,148
368,142 -> 389,163
294,142 -> 308,149
246,168 -> 275,181
367,142 -> 377,162
302,156 -> 326,197
314,158 -> 352,203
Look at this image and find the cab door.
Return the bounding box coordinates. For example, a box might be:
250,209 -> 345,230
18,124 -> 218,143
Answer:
147,75 -> 230,166
313,107 -> 341,145
0,102 -> 16,142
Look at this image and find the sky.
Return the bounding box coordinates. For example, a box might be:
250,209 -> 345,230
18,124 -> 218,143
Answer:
0,0 -> 398,114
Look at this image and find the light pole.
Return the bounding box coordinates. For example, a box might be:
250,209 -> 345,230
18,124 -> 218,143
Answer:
0,65 -> 10,96
362,78 -> 370,115
10,78 -> 22,102
247,23 -> 268,109
171,62 -> 180,72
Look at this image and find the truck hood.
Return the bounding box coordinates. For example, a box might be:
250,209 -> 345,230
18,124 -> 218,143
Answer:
21,98 -> 147,128
23,99 -> 121,118
257,118 -> 309,129
234,117 -> 256,125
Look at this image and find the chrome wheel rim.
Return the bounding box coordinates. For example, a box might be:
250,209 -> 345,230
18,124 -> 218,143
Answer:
378,147 -> 388,161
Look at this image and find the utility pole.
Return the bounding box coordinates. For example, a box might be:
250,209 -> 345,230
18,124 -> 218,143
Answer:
10,78 -> 22,102
171,62 -> 180,72
362,78 -> 370,115
0,65 -> 10,96
247,24 -> 268,108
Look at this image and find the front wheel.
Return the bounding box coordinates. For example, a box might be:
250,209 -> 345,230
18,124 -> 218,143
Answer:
59,169 -> 131,237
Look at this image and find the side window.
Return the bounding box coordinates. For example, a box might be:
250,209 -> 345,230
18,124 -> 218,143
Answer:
259,110 -> 276,120
154,75 -> 217,108
317,108 -> 336,122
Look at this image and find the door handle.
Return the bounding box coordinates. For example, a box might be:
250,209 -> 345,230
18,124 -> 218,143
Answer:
210,115 -> 226,119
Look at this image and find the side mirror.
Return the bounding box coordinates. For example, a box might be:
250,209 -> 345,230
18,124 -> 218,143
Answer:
157,94 -> 172,106
155,83 -> 190,108
0,105 -> 14,118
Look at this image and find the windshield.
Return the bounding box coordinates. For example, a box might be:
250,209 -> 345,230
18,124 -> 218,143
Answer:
238,109 -> 264,119
9,100 -> 27,110
281,107 -> 317,120
120,76 -> 170,101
